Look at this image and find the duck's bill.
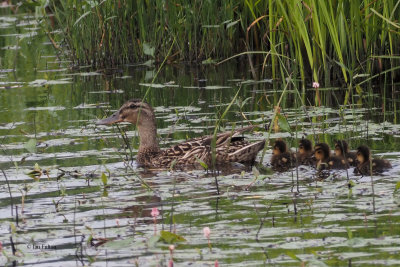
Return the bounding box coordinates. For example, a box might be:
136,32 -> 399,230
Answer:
96,111 -> 122,125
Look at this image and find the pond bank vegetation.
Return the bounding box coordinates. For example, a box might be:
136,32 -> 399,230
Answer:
36,0 -> 400,90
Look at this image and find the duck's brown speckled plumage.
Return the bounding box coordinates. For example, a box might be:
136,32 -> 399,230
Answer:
354,145 -> 392,175
334,140 -> 357,167
97,99 -> 265,168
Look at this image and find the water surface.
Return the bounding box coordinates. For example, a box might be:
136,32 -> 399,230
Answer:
1,11 -> 400,266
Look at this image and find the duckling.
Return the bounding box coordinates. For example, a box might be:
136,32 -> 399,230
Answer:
97,99 -> 265,168
314,143 -> 349,170
334,140 -> 357,167
271,140 -> 295,172
296,138 -> 315,166
354,145 -> 392,175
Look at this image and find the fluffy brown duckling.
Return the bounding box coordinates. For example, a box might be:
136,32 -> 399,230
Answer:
334,140 -> 357,167
271,140 -> 295,172
314,143 -> 349,170
354,145 -> 392,175
296,138 -> 315,166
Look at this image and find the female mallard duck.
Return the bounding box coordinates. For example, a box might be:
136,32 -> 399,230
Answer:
334,140 -> 357,167
97,99 -> 265,168
354,145 -> 392,175
296,138 -> 315,166
314,143 -> 349,170
271,140 -> 295,172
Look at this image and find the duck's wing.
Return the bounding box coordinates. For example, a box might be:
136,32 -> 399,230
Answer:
162,125 -> 263,166
184,125 -> 256,146
174,139 -> 265,166
224,139 -> 265,163
163,125 -> 257,157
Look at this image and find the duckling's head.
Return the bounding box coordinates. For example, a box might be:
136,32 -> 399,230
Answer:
314,143 -> 330,161
334,140 -> 349,156
299,138 -> 312,155
273,140 -> 287,155
97,99 -> 155,126
356,145 -> 371,164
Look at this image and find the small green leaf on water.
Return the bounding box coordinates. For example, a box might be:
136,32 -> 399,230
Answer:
24,138 -> 37,153
346,227 -> 353,239
148,235 -> 160,248
143,43 -> 155,57
101,172 -> 108,186
196,157 -> 208,170
394,181 -> 400,193
285,251 -> 301,261
142,59 -> 154,67
277,114 -> 290,132
159,230 -> 186,244
34,163 -> 40,172
10,222 -> 16,234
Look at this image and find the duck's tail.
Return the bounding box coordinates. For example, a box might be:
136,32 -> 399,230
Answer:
228,140 -> 266,163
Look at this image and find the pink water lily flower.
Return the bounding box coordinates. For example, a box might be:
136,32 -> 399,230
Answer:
203,227 -> 211,239
151,207 -> 159,217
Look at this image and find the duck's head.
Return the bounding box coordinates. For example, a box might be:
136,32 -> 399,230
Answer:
314,143 -> 330,161
356,145 -> 371,164
273,140 -> 287,155
334,140 -> 349,156
299,138 -> 312,155
97,99 -> 155,126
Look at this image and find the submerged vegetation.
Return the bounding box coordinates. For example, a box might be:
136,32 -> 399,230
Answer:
38,0 -> 400,88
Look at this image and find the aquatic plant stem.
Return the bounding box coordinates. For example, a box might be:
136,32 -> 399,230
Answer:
369,158 -> 376,214
259,75 -> 292,163
115,124 -> 133,161
1,169 -> 13,216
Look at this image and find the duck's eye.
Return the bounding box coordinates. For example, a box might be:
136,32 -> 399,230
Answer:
299,145 -> 304,149
129,104 -> 136,109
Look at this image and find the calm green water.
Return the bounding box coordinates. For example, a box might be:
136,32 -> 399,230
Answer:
1,12 -> 400,267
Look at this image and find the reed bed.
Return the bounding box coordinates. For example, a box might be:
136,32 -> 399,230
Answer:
40,0 -> 399,89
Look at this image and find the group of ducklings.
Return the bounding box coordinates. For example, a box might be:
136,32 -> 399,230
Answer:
271,139 -> 392,175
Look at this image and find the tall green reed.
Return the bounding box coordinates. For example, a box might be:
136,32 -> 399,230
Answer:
40,0 -> 399,93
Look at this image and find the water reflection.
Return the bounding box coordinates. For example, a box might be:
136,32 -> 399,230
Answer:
0,11 -> 399,267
